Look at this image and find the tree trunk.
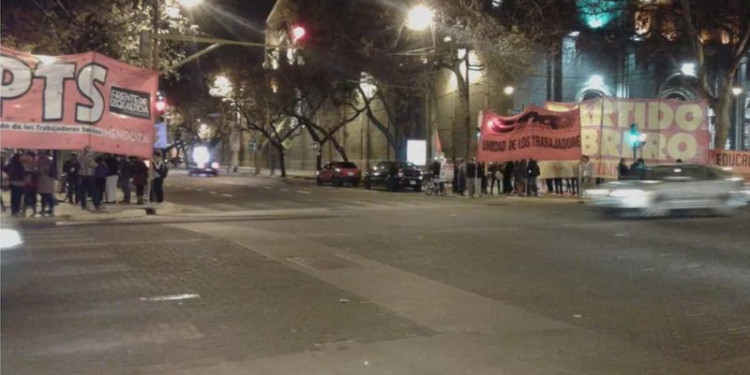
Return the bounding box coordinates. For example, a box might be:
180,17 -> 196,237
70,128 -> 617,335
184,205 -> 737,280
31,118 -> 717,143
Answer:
714,86 -> 733,150
330,137 -> 349,161
452,60 -> 472,159
278,147 -> 287,178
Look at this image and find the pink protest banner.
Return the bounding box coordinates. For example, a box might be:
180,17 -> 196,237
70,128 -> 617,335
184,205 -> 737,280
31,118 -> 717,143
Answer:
478,106 -> 581,162
0,46 -> 158,158
710,150 -> 750,177
545,97 -> 711,178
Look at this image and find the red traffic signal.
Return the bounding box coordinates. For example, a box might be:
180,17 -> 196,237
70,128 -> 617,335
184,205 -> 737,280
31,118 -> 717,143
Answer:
291,25 -> 306,43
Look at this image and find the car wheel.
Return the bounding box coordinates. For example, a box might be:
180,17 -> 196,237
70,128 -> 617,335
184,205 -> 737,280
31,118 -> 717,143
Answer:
364,179 -> 372,190
333,176 -> 343,187
414,184 -> 422,192
316,177 -> 323,186
352,180 -> 360,187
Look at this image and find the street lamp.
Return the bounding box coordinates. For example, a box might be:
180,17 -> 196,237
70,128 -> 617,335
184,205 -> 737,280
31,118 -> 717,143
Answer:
406,5 -> 434,31
732,86 -> 743,96
503,86 -> 515,95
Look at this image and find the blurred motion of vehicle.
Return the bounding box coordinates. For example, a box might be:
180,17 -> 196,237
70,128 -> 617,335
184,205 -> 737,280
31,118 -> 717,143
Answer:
585,164 -> 747,217
188,146 -> 219,177
0,226 -> 23,251
364,161 -> 423,191
316,161 -> 361,187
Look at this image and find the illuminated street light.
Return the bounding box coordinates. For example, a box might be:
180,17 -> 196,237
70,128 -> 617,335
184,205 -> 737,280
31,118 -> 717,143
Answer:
503,86 -> 515,95
681,63 -> 697,76
732,86 -> 743,96
587,74 -> 604,89
406,5 -> 433,31
210,75 -> 233,98
177,0 -> 203,8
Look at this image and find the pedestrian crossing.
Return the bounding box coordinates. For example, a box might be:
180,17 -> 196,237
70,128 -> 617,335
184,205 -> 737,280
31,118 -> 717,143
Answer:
184,197 -> 466,214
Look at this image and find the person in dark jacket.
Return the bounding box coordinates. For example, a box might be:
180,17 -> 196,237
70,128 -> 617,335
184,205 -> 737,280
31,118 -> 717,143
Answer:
526,159 -> 541,197
617,158 -> 629,180
629,158 -> 647,180
104,154 -> 119,203
131,157 -> 149,205
2,153 -> 26,216
514,159 -> 527,196
21,151 -> 39,216
118,155 -> 133,204
94,156 -> 108,209
466,158 -> 479,198
62,153 -> 80,204
151,152 -> 168,203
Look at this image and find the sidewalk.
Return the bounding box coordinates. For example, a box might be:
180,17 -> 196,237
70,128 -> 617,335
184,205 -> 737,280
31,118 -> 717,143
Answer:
0,190 -> 180,223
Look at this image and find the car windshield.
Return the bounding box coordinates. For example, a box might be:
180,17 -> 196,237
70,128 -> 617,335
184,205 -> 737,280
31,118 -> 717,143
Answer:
643,165 -> 707,181
334,162 -> 358,169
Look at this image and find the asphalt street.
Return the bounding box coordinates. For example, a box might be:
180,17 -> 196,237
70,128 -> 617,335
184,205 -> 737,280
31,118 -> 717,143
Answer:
2,172 -> 749,374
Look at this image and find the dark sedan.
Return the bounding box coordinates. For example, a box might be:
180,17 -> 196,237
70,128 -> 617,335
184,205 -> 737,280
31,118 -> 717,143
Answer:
364,161 -> 423,191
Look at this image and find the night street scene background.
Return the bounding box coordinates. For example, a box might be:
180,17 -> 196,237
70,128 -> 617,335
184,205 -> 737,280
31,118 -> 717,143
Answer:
1,1 -> 750,374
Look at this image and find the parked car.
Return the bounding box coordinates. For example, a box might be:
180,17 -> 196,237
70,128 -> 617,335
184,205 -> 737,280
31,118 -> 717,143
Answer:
364,161 -> 424,191
585,164 -> 747,217
316,161 -> 361,186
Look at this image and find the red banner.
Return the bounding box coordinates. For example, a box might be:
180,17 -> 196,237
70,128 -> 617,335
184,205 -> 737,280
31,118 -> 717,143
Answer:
710,150 -> 750,177
545,98 -> 711,178
0,47 -> 158,158
478,106 -> 581,162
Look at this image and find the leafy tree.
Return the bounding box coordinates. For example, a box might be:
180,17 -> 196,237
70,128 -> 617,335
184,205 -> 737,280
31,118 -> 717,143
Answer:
1,0 -> 196,72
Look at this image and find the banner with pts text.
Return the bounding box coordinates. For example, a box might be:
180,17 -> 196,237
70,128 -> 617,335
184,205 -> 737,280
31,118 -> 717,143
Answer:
0,47 -> 158,158
543,97 -> 711,178
478,106 -> 581,162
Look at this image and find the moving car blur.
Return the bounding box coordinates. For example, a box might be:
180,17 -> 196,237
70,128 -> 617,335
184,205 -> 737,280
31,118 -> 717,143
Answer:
364,161 -> 423,191
586,164 -> 747,217
188,146 -> 219,177
316,161 -> 361,187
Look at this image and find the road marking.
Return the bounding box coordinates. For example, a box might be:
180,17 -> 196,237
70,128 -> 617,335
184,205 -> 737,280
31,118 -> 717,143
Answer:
222,193 -> 233,198
209,191 -> 218,195
139,293 -> 200,302
196,188 -> 205,192
296,190 -> 311,194
361,189 -> 379,193
280,188 -> 290,192
263,187 -> 272,190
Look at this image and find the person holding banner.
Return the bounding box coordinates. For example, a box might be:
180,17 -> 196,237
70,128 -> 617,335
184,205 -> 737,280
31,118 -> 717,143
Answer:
2,153 -> 26,216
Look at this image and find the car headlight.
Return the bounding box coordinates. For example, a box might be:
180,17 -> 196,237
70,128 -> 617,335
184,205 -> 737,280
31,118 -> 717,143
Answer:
211,162 -> 219,169
610,189 -> 649,198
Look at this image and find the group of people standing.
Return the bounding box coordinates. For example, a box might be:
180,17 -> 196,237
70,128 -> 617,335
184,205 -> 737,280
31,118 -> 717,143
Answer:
449,158 -> 542,198
2,148 -> 168,217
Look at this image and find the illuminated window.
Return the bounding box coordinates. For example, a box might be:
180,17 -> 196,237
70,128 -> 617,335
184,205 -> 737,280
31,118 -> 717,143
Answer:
634,11 -> 651,35
491,0 -> 502,8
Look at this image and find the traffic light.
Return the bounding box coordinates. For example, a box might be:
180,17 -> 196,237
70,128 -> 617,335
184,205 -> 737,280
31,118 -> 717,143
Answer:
627,123 -> 646,147
155,90 -> 166,113
291,25 -> 306,43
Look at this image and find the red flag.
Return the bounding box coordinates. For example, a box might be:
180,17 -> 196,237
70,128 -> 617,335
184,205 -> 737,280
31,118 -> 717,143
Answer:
434,131 -> 443,154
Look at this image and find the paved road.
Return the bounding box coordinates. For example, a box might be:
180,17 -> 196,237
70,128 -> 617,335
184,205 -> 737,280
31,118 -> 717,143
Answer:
2,173 -> 749,374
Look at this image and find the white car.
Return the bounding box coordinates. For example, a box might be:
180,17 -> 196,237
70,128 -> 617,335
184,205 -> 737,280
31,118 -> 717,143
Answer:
586,164 -> 747,217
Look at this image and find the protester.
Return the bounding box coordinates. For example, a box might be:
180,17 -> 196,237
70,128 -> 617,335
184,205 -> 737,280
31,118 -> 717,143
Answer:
457,159 -> 467,196
36,151 -> 57,217
94,156 -> 108,206
617,158 -> 630,180
526,159 -> 541,197
2,153 -> 26,216
515,159 -> 527,196
131,157 -> 148,205
118,155 -> 133,204
489,163 -> 501,195
62,153 -> 80,204
466,158 -> 480,198
554,177 -> 563,195
104,153 -> 119,203
78,146 -> 99,210
452,158 -> 460,195
151,152 -> 168,203
503,160 -> 514,194
22,151 -> 39,216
